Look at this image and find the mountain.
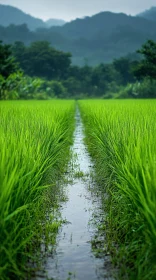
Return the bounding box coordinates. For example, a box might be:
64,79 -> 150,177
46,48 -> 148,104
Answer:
137,7 -> 156,22
46,11 -> 156,64
51,11 -> 155,39
45,19 -> 66,27
0,7 -> 156,65
0,4 -> 66,30
0,4 -> 45,30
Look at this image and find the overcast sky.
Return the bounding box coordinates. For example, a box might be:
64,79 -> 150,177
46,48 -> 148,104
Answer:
0,0 -> 155,21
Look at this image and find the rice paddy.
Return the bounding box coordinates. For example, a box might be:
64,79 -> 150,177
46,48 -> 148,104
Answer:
0,100 -> 75,280
79,99 -> 156,280
1,99 -> 156,280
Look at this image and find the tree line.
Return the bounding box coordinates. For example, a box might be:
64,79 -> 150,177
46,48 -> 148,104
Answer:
0,39 -> 156,99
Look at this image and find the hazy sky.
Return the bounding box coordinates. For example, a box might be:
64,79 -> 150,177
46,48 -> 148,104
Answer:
0,0 -> 155,21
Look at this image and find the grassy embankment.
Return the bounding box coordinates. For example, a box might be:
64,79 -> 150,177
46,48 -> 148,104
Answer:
79,100 -> 156,280
0,100 -> 75,280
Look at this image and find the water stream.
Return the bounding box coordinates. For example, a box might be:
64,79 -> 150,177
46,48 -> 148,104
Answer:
36,109 -> 113,280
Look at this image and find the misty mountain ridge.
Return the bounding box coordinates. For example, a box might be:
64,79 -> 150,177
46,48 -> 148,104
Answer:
50,11 -> 156,39
0,3 -> 156,31
45,19 -> 66,27
0,4 -> 66,30
40,10 -> 156,65
0,4 -> 156,65
138,6 -> 156,22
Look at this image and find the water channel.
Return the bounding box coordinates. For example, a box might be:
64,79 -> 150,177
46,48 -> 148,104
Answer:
36,110 -> 113,280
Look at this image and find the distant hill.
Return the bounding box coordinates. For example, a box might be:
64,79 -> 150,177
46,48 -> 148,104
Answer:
45,19 -> 66,27
48,11 -> 156,64
51,11 -> 155,39
0,6 -> 156,65
0,4 -> 66,30
0,4 -> 45,30
137,7 -> 156,22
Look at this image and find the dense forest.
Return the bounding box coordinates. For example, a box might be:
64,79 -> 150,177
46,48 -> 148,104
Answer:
0,4 -> 156,100
0,39 -> 156,100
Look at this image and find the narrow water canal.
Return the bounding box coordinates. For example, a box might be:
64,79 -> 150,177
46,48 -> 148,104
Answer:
37,110 -> 113,280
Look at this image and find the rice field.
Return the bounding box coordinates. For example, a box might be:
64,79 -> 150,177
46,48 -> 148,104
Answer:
79,99 -> 156,280
0,100 -> 75,280
1,99 -> 156,280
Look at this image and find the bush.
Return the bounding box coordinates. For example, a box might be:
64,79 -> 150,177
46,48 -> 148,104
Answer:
47,80 -> 67,98
0,73 -> 68,100
114,79 -> 156,99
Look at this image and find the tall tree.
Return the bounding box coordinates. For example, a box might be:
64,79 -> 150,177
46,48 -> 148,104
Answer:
13,41 -> 72,80
133,40 -> 156,80
113,57 -> 136,85
0,41 -> 18,78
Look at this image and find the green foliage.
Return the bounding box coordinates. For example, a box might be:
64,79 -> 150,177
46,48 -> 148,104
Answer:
48,80 -> 67,98
133,40 -> 156,80
0,40 -> 18,78
0,72 -> 47,100
62,63 -> 125,98
0,72 -> 69,100
17,75 -> 44,99
91,63 -> 120,96
115,78 -> 156,99
0,71 -> 22,99
63,77 -> 82,98
79,100 -> 156,279
113,57 -> 137,85
12,41 -> 72,80
1,39 -> 156,100
0,100 -> 75,279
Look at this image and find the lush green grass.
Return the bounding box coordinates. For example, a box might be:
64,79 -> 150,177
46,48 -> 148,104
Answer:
0,100 -> 75,280
79,100 -> 156,280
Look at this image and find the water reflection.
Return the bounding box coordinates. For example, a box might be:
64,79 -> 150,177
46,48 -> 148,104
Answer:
36,109 -> 113,280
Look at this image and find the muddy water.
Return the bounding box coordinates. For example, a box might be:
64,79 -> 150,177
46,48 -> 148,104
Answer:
37,110 -> 113,280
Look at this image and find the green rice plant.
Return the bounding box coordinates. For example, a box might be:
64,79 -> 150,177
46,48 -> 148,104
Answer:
0,100 -> 75,279
79,99 -> 156,280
